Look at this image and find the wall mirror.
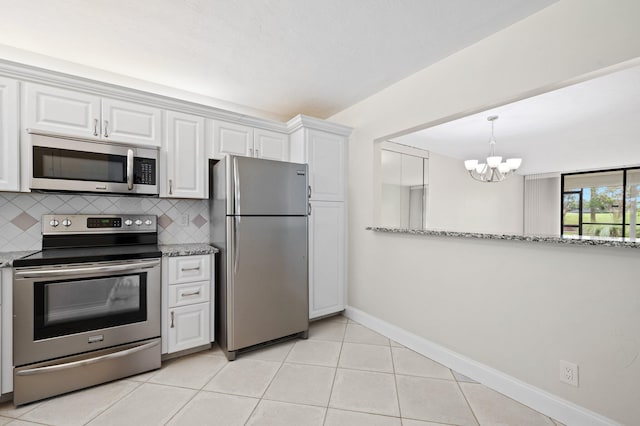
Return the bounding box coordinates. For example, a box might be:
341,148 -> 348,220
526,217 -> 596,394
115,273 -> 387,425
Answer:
375,58 -> 640,237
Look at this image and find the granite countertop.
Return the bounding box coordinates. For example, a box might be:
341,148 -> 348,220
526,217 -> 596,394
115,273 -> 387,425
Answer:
0,251 -> 40,268
159,243 -> 219,257
367,227 -> 640,249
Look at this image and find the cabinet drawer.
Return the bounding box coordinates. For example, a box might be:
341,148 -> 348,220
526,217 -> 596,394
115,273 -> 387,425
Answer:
168,255 -> 210,284
168,281 -> 209,307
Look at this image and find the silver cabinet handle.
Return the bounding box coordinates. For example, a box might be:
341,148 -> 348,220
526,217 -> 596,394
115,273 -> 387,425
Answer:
16,340 -> 159,376
170,311 -> 175,328
181,290 -> 201,297
15,260 -> 160,279
308,185 -> 312,198
126,149 -> 134,190
169,179 -> 173,195
308,203 -> 312,216
93,118 -> 99,136
255,148 -> 259,157
181,266 -> 200,272
249,148 -> 254,157
103,120 -> 109,137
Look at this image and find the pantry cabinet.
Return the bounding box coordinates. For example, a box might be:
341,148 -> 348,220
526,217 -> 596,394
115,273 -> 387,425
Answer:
162,111 -> 206,198
288,115 -> 351,319
0,77 -> 19,192
213,120 -> 289,161
162,254 -> 214,355
23,83 -> 162,147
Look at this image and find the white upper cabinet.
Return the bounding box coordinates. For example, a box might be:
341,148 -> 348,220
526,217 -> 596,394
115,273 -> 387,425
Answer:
307,129 -> 345,201
213,120 -> 289,161
101,98 -> 162,146
23,83 -> 162,147
213,120 -> 253,157
163,111 -> 206,199
254,128 -> 289,161
0,77 -> 19,192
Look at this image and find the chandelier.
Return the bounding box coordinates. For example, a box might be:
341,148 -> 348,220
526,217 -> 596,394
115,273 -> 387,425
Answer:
464,115 -> 522,183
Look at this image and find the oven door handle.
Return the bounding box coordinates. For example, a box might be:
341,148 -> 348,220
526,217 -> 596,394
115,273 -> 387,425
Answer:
16,340 -> 159,376
14,259 -> 160,279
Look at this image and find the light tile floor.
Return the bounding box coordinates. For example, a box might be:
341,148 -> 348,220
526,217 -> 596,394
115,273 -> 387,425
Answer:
0,315 -> 566,425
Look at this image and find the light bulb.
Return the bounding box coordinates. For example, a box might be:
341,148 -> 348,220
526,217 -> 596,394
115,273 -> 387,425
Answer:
464,160 -> 478,171
506,158 -> 522,170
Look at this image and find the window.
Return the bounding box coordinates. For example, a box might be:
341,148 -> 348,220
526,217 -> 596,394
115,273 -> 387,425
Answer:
561,168 -> 640,238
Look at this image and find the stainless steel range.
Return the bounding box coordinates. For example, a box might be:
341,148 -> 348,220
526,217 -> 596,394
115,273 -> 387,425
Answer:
12,214 -> 162,406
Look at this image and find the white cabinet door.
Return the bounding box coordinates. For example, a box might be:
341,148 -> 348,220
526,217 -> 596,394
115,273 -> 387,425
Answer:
0,77 -> 19,191
167,303 -> 210,353
24,83 -> 101,138
101,98 -> 162,146
308,130 -> 345,201
213,120 -> 253,158
163,111 -> 206,198
254,128 -> 289,161
309,201 -> 345,319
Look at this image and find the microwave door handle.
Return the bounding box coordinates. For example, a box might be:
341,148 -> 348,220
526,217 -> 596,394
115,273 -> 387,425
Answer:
127,149 -> 134,190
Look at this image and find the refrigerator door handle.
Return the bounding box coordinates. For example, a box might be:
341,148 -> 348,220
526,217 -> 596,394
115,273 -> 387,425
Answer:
308,202 -> 312,216
233,216 -> 240,274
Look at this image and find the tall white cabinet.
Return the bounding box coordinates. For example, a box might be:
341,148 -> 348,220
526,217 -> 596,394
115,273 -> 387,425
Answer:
0,77 -> 19,192
288,115 -> 352,319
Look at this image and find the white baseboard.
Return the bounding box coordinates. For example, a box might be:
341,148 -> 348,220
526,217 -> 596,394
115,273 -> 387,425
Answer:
344,306 -> 619,426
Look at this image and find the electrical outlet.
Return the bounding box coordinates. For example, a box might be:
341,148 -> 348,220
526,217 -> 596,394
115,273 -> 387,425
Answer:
179,214 -> 189,227
559,360 -> 579,387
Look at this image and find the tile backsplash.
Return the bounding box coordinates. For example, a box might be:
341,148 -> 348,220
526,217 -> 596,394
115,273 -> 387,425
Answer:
0,192 -> 209,252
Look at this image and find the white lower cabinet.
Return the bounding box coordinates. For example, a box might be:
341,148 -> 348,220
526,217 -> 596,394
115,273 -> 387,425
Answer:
167,303 -> 210,354
162,254 -> 214,355
309,201 -> 345,319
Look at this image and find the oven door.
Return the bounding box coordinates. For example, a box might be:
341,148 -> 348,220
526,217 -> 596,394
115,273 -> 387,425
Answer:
13,259 -> 161,367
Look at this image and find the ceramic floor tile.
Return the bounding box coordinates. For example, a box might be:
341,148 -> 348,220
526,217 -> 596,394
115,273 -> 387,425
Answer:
239,340 -> 296,362
20,380 -> 140,426
148,353 -> 227,389
392,347 -> 454,380
0,417 -> 12,426
552,419 -> 567,426
308,320 -> 347,342
127,368 -> 160,382
460,383 -> 555,426
390,340 -> 404,348
329,369 -> 399,417
0,401 -> 45,420
286,339 -> 342,367
453,371 -> 479,383
4,420 -> 45,425
401,420 -> 456,426
324,408 -> 401,425
396,375 -> 477,426
263,363 -> 336,406
246,400 -> 325,426
339,342 -> 394,373
343,323 -> 390,346
202,358 -> 281,398
86,383 -> 195,426
166,391 -> 258,426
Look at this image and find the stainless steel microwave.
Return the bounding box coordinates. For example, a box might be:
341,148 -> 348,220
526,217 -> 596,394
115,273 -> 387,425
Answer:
28,130 -> 159,196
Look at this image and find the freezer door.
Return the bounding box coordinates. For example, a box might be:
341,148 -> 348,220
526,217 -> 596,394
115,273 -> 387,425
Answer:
230,156 -> 308,216
226,216 -> 308,351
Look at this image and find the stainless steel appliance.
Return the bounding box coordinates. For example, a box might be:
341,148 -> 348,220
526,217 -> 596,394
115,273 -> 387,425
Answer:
28,130 -> 159,195
210,155 -> 309,361
12,214 -> 162,406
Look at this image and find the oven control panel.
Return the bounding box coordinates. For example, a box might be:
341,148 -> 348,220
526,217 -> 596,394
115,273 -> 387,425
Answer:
43,214 -> 157,234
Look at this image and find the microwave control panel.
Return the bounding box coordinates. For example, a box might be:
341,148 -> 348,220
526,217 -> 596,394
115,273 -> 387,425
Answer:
134,158 -> 156,185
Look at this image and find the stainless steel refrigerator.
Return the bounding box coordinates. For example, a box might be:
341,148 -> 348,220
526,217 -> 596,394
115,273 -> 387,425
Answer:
210,155 -> 309,360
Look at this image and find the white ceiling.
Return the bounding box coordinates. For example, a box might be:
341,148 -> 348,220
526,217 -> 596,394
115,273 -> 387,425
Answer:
393,63 -> 640,175
0,0 -> 556,120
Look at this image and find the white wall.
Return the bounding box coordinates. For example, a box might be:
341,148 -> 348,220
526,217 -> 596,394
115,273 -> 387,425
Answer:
428,151 -> 523,234
330,0 -> 640,424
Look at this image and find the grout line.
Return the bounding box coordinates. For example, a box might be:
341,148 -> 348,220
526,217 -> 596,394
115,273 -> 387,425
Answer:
454,379 -> 481,426
79,379 -> 144,425
389,343 -> 404,421
322,329 -> 345,425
